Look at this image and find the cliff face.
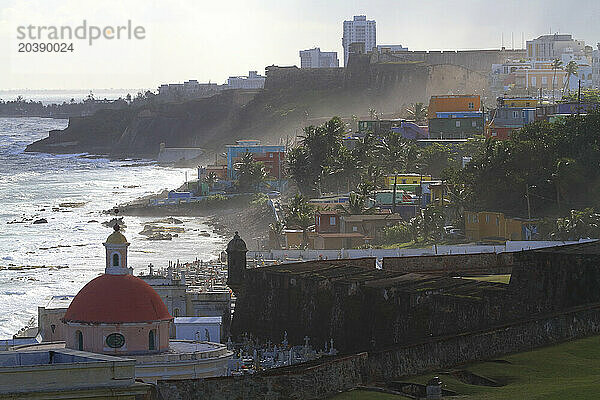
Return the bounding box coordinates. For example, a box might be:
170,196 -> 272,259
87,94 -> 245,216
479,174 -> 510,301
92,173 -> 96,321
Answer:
26,61 -> 489,158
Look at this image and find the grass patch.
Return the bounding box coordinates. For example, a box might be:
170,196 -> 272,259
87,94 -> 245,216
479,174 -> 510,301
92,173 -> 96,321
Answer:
331,336 -> 600,399
331,390 -> 400,400
463,274 -> 512,284
409,335 -> 600,399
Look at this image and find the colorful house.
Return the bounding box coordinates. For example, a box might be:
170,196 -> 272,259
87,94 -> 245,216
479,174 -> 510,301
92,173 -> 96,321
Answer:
428,111 -> 484,139
464,211 -> 539,241
315,210 -> 340,233
384,174 -> 433,187
226,140 -> 285,180
427,95 -> 481,120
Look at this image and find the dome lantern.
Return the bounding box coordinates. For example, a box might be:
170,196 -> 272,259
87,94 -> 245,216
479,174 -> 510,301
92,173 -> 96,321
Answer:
104,224 -> 130,275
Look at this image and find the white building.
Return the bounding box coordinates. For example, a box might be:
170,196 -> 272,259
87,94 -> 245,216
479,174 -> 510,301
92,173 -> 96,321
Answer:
157,80 -> 221,102
299,48 -> 339,68
342,15 -> 376,66
593,44 -> 600,88
375,44 -> 408,53
226,71 -> 266,89
526,34 -> 586,61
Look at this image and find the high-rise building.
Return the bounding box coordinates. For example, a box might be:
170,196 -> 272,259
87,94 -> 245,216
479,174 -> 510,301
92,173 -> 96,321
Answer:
299,48 -> 339,68
342,15 -> 376,66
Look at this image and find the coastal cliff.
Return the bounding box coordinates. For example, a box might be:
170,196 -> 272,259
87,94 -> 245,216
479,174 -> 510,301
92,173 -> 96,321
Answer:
26,61 -> 489,158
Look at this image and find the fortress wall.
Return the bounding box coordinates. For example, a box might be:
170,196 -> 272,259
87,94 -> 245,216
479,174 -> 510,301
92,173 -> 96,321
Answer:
264,66 -> 346,91
153,303 -> 600,399
155,352 -> 367,400
367,303 -> 600,381
383,252 -> 514,276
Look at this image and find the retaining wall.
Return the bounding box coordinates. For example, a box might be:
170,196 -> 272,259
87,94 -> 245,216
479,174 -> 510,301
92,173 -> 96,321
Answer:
154,352 -> 367,400
367,303 -> 600,381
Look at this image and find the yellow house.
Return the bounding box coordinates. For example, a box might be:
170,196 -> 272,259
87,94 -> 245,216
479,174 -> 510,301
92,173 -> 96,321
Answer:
384,174 -> 433,187
498,97 -> 539,108
465,211 -> 538,241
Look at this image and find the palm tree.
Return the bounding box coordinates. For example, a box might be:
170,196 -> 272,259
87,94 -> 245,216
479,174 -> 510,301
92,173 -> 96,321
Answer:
376,132 -> 417,213
284,194 -> 315,248
551,58 -> 563,103
562,61 -> 578,96
406,103 -> 428,124
268,220 -> 285,249
235,152 -> 267,192
336,192 -> 373,215
203,171 -> 219,191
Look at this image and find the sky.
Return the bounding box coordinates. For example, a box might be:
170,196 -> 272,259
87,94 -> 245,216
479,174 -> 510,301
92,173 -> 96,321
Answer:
0,0 -> 599,90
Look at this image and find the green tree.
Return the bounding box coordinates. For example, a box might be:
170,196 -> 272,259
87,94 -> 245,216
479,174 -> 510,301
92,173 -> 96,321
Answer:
562,60 -> 578,96
406,102 -> 428,124
336,192 -> 373,215
287,117 -> 346,195
203,171 -> 219,190
284,194 -> 315,248
551,58 -> 563,103
235,152 -> 267,192
376,132 -> 418,212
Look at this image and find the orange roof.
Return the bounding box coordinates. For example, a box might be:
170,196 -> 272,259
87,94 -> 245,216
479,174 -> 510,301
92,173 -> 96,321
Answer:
63,274 -> 172,324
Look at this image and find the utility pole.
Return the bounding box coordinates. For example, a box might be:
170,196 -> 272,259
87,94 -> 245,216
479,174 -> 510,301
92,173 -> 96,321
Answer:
578,79 -> 582,114
526,184 -> 531,220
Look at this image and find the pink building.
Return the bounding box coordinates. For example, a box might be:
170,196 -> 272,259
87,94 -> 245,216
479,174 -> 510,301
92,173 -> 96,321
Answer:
62,225 -> 172,355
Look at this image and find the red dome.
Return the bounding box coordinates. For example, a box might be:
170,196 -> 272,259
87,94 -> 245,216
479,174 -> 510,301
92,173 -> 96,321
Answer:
63,274 -> 172,324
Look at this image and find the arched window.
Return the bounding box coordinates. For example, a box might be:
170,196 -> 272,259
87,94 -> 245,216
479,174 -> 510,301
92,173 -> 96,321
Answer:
76,330 -> 83,351
149,330 -> 156,351
112,253 -> 120,267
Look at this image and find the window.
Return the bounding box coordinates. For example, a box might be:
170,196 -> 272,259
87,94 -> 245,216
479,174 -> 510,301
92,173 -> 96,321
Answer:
472,121 -> 477,127
329,216 -> 336,225
76,330 -> 83,351
542,76 -> 547,85
173,308 -> 180,317
112,253 -> 120,267
149,330 -> 156,351
486,215 -> 490,223
106,333 -> 125,348
456,121 -> 461,127
352,226 -> 358,232
513,111 -> 519,119
468,102 -> 474,109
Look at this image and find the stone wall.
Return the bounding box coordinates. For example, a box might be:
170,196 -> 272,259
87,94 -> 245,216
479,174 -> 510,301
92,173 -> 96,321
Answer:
367,302 -> 600,381
153,303 -> 600,399
154,352 -> 367,400
373,49 -> 527,73
264,66 -> 346,91
382,252 -> 514,276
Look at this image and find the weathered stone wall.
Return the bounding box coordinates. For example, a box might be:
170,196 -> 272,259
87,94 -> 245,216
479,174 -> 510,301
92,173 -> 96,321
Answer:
373,49 -> 527,73
367,303 -> 600,380
509,251 -> 600,312
153,303 -> 600,399
231,261 -> 526,354
382,252 -> 514,276
154,352 -> 367,400
264,60 -> 486,102
264,66 -> 346,91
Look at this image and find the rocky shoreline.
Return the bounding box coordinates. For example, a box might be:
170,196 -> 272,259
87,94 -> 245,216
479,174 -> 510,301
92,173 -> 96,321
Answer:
115,194 -> 274,250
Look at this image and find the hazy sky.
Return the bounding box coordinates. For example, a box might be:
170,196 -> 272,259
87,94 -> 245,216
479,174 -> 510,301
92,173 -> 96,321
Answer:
1,0 -> 599,90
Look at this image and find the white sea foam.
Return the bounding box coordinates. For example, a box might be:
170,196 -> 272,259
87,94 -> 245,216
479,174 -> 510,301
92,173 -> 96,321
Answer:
0,117 -> 226,338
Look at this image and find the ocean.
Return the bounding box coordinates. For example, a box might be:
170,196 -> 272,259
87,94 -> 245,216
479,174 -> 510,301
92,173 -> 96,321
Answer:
0,117 -> 226,338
